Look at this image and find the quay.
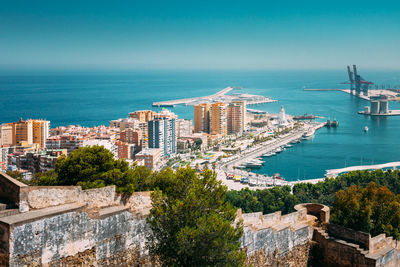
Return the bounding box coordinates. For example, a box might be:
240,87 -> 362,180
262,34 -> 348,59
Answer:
325,161 -> 400,177
304,89 -> 344,91
152,87 -> 276,107
358,110 -> 400,116
306,88 -> 399,102
152,87 -> 234,107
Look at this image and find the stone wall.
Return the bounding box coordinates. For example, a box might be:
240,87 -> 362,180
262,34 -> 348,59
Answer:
0,172 -> 27,209
327,223 -> 370,250
0,186 -> 153,267
294,203 -> 330,224
239,206 -> 316,267
4,181 -> 400,267
313,226 -> 400,267
19,185 -> 118,212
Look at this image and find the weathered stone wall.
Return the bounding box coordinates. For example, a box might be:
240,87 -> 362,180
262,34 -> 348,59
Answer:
239,206 -> 315,266
246,242 -> 311,267
294,203 -> 330,223
313,226 -> 400,267
327,223 -> 370,250
20,185 -> 118,211
0,172 -> 27,209
4,204 -> 150,266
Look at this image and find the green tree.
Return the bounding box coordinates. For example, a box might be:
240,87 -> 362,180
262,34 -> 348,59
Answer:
331,182 -> 400,239
38,145 -> 153,193
6,170 -> 23,180
147,168 -> 246,267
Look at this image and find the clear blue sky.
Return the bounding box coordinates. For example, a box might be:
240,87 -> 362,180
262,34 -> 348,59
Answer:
1,0 -> 399,70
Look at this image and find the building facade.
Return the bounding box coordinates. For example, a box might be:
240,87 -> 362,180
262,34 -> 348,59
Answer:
0,124 -> 13,146
194,103 -> 210,133
129,110 -> 156,123
46,135 -> 84,155
176,119 -> 193,137
210,102 -> 227,136
148,118 -> 176,157
3,119 -> 50,149
135,148 -> 161,169
227,101 -> 246,134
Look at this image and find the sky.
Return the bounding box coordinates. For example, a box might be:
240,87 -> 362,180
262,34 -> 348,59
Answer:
0,0 -> 400,70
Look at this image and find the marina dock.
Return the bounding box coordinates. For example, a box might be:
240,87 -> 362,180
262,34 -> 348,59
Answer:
218,122 -> 326,189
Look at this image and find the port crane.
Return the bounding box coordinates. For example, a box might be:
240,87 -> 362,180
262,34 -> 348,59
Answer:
343,65 -> 374,96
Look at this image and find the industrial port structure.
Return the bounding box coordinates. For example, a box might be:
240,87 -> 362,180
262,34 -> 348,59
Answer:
344,65 -> 374,96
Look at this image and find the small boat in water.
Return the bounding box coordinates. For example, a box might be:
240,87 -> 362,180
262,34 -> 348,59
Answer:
364,126 -> 369,132
303,128 -> 315,139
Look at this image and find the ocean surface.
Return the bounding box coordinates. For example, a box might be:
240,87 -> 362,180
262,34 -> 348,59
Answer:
1,69 -> 400,180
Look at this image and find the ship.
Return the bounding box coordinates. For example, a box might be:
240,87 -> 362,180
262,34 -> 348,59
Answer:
326,118 -> 339,127
303,128 -> 315,139
331,118 -> 339,127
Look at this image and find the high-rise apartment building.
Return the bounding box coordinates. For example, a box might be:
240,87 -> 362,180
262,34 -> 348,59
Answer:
148,118 -> 176,157
176,119 -> 193,137
117,128 -> 142,160
210,102 -> 227,136
4,119 -> 50,149
32,120 -> 50,149
194,103 -> 210,133
227,101 -> 246,134
129,110 -> 156,123
120,128 -> 142,148
0,124 -> 13,146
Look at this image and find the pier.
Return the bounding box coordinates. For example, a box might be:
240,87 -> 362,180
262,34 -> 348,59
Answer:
325,161 -> 400,177
152,87 -> 234,107
152,87 -> 276,107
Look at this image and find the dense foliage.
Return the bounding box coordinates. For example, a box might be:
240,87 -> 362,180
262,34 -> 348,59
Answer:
147,168 -> 246,267
331,182 -> 400,239
225,169 -> 400,239
38,145 -> 154,193
293,169 -> 400,206
226,186 -> 298,214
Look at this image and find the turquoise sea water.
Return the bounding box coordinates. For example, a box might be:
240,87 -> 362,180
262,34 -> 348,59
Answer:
1,69 -> 400,180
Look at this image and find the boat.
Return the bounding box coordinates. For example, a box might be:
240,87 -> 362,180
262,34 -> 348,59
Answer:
303,128 -> 315,138
364,126 -> 369,132
326,118 -> 339,127
272,173 -> 285,181
275,147 -> 283,153
326,118 -> 331,127
245,159 -> 263,168
286,144 -> 293,148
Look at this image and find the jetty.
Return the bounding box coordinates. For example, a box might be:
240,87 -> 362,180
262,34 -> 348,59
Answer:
152,87 -> 234,107
325,161 -> 400,177
152,87 -> 276,107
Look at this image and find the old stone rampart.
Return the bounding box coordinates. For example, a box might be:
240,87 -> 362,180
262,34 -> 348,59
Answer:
2,180 -> 400,267
0,185 -> 153,267
240,205 -> 317,267
0,173 -> 28,209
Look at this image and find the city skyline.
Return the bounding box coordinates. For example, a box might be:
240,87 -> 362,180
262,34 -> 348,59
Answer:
1,0 -> 400,70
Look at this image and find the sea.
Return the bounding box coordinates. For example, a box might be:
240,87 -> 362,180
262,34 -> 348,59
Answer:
1,69 -> 400,181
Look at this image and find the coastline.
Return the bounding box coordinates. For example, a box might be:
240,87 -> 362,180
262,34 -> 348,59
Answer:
216,122 -> 327,190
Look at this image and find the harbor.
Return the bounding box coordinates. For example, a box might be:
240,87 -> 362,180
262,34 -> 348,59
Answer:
217,121 -> 326,190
